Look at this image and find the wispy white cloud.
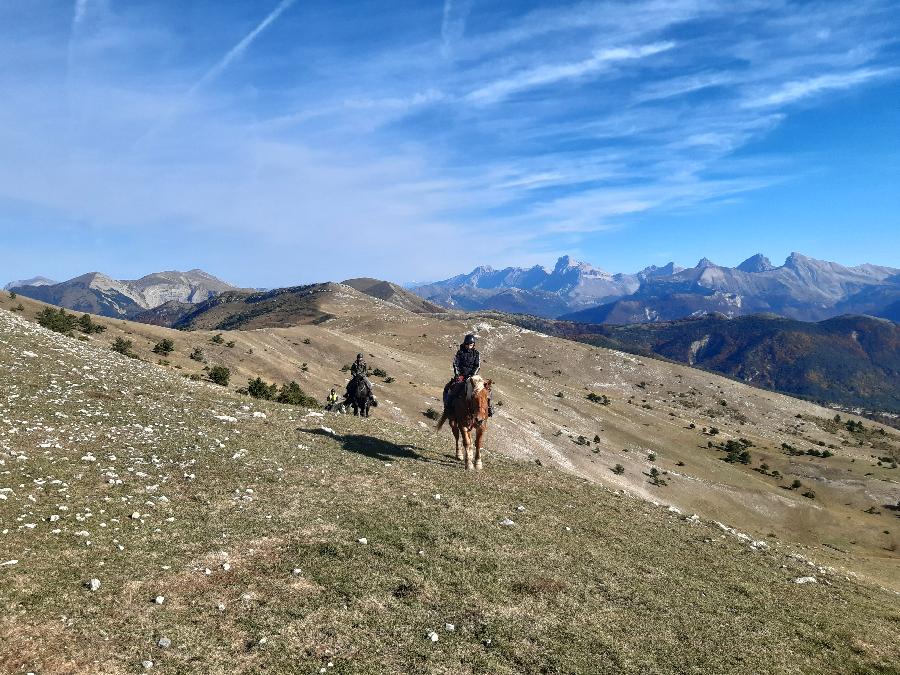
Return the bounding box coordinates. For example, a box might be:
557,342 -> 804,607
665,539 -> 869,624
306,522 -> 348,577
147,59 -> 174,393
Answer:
466,41 -> 676,104
742,67 -> 899,108
441,0 -> 473,59
2,0 -> 899,282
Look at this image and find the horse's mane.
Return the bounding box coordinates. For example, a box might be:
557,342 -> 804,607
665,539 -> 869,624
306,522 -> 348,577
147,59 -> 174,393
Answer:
466,375 -> 485,399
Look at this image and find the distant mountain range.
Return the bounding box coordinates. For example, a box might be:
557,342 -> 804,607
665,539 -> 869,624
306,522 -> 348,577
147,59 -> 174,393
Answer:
8,270 -> 238,318
4,276 -> 56,290
413,253 -> 900,323
490,312 -> 900,414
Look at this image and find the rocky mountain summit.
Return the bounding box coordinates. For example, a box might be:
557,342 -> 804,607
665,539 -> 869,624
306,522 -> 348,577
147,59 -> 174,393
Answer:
9,269 -> 239,318
415,253 -> 899,322
3,276 -> 56,290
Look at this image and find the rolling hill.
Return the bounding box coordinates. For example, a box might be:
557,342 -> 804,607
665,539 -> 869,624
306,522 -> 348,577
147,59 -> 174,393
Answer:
2,288 -> 898,601
1,302 -> 899,673
488,313 -> 900,415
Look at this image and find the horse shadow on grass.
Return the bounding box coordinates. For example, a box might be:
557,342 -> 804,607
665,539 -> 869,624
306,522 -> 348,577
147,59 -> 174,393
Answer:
297,427 -> 457,466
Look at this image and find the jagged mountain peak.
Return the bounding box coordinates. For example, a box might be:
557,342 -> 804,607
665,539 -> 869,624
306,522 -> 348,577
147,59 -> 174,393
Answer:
737,254 -> 775,273
641,262 -> 682,277
695,257 -> 718,269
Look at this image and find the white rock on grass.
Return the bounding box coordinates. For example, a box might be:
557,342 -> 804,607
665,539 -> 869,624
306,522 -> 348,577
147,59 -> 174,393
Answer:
445,623 -> 455,632
357,538 -> 368,545
499,518 -> 515,527
142,660 -> 154,669
427,630 -> 439,642
87,578 -> 101,591
794,576 -> 817,584
154,596 -> 165,605
157,637 -> 171,649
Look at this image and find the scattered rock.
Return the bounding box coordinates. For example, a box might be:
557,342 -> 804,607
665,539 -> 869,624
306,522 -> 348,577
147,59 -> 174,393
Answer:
794,576 -> 817,584
87,578 -> 101,591
157,637 -> 171,649
141,660 -> 154,669
154,595 -> 165,605
427,630 -> 439,642
358,537 -> 368,545
445,623 -> 455,632
500,518 -> 515,527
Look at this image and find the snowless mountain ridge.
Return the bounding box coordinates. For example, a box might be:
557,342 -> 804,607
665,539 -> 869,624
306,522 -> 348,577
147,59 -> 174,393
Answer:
413,253 -> 900,322
8,269 -> 239,318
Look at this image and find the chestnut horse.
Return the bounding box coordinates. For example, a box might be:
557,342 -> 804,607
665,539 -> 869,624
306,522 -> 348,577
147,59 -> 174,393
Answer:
437,375 -> 492,470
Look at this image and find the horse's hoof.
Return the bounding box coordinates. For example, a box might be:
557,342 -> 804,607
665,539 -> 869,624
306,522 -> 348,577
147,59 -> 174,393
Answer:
475,460 -> 483,471
455,451 -> 464,461
465,462 -> 474,471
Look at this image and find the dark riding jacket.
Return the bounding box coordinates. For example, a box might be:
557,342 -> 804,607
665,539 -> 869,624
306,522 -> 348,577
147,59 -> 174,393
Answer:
351,359 -> 368,377
453,347 -> 481,378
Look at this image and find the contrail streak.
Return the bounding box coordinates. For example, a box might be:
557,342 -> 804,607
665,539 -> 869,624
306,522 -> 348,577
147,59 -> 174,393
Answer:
136,0 -> 298,147
187,0 -> 298,97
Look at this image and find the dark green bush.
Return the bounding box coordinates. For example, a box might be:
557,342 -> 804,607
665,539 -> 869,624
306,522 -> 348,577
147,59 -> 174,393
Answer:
209,366 -> 230,386
152,338 -> 175,355
247,377 -> 278,400
276,381 -> 318,407
36,307 -> 77,335
111,337 -> 135,358
77,314 -> 106,334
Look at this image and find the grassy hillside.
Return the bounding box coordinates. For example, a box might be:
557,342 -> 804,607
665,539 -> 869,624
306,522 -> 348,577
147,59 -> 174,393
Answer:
1,290 -> 898,598
2,307 -> 899,674
486,312 -> 900,415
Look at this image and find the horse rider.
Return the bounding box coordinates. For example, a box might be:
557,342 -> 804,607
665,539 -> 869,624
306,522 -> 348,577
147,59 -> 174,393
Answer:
444,333 -> 493,416
347,353 -> 375,402
326,388 -> 340,409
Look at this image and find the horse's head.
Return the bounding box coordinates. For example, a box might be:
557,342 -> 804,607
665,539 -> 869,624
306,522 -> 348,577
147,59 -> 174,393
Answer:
473,379 -> 492,427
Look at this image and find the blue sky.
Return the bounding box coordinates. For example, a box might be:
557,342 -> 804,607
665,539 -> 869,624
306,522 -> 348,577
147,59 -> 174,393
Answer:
1,0 -> 898,287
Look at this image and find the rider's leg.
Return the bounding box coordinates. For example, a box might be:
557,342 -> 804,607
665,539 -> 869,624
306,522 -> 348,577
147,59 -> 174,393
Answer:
488,390 -> 494,417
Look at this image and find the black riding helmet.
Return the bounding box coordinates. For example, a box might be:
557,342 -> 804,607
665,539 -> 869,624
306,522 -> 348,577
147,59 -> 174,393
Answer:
463,334 -> 476,346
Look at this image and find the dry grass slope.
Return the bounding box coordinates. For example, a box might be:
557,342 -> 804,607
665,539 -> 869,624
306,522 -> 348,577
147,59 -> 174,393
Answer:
2,308 -> 900,673
1,289 -> 898,597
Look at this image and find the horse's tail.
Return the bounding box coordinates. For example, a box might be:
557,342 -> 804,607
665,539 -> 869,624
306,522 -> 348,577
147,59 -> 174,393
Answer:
436,412 -> 448,430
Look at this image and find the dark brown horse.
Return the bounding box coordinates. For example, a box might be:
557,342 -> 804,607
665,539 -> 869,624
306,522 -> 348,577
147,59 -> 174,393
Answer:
437,375 -> 492,470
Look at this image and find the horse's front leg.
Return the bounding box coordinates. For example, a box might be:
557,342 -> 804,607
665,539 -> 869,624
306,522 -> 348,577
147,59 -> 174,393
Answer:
474,427 -> 484,470
460,427 -> 473,470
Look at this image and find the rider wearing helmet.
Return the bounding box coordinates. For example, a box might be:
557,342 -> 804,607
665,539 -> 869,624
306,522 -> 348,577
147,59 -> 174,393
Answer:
453,334 -> 481,379
348,353 -> 375,403
444,333 -> 493,416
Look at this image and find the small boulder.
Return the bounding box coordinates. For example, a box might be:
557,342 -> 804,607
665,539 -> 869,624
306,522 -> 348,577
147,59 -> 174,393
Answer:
157,637 -> 171,649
